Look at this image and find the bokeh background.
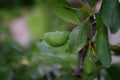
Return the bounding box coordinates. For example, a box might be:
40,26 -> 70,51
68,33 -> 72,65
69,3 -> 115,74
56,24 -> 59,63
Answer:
0,0 -> 78,80
0,0 -> 120,80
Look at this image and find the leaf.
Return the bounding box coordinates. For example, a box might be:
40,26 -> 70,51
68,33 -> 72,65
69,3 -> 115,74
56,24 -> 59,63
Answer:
95,14 -> 111,68
76,8 -> 90,22
110,45 -> 120,56
107,63 -> 120,80
46,0 -> 80,24
55,74 -> 78,80
81,73 -> 95,80
82,64 -> 102,80
63,6 -> 90,22
68,22 -> 92,53
87,0 -> 98,7
43,31 -> 69,47
83,44 -> 95,75
99,0 -> 120,33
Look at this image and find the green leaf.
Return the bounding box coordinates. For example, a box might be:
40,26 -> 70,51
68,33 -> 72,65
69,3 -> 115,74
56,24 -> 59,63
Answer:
81,73 -> 95,80
107,63 -> 120,80
63,6 -> 90,22
95,14 -> 111,68
87,0 -> 97,7
82,64 -> 102,80
55,74 -> 78,80
76,8 -> 90,22
46,0 -> 80,24
110,45 -> 120,56
99,0 -> 120,33
83,44 -> 95,75
43,31 -> 70,47
68,22 -> 92,53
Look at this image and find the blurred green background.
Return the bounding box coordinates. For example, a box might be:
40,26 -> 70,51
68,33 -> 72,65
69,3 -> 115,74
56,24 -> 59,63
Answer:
1,0 -> 120,80
0,0 -> 78,80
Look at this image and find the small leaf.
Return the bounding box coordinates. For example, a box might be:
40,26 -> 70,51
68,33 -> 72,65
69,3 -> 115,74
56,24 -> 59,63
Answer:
110,45 -> 120,56
82,64 -> 102,80
83,45 -> 95,75
95,14 -> 111,68
68,22 -> 92,53
99,0 -> 120,33
55,74 -> 77,80
43,31 -> 70,47
76,8 -> 90,22
46,0 -> 80,24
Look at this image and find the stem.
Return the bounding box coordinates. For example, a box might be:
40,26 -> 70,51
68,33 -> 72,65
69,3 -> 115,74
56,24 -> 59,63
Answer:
91,47 -> 98,59
85,16 -> 91,22
77,0 -> 87,8
90,16 -> 96,36
73,44 -> 88,77
77,0 -> 89,9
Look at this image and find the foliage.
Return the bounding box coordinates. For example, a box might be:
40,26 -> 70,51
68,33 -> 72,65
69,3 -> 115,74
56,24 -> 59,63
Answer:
0,0 -> 120,80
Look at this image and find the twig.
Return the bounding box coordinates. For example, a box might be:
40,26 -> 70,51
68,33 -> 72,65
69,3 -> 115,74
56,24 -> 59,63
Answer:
73,44 -> 88,77
90,16 -> 96,36
77,0 -> 90,9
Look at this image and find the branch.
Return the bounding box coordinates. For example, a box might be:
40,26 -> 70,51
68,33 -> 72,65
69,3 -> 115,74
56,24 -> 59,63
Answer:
73,44 -> 88,77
